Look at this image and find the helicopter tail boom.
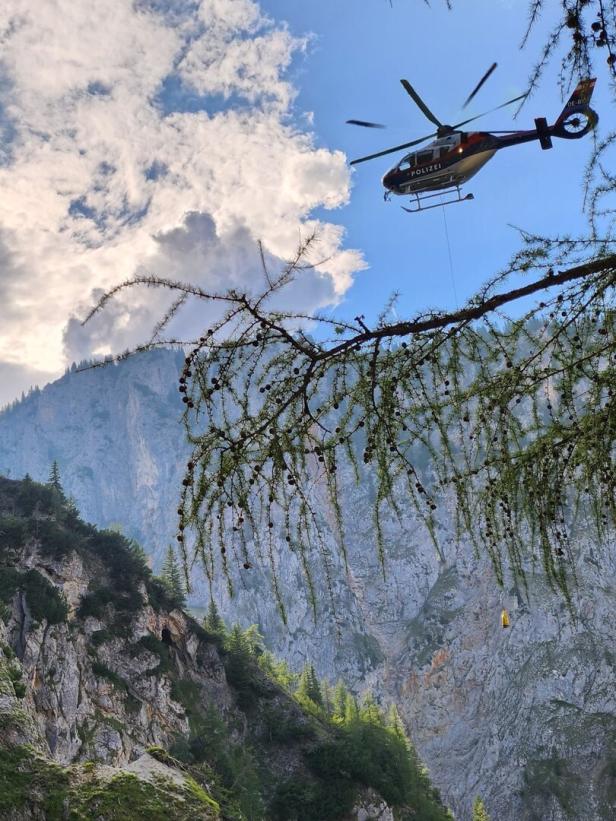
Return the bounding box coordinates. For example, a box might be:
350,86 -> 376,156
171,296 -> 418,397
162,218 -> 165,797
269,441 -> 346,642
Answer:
554,78 -> 596,126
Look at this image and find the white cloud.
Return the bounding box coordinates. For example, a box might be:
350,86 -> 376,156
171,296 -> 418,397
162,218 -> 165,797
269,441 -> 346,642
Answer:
0,361 -> 54,410
0,0 -> 363,401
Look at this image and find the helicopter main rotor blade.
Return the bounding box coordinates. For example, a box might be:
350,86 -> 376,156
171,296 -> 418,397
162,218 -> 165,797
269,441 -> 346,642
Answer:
346,119 -> 386,129
349,132 -> 437,166
452,92 -> 528,130
463,62 -> 497,108
400,79 -> 443,128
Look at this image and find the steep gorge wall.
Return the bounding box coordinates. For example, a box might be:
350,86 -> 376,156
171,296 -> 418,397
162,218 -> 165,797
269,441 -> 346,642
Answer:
0,350 -> 614,820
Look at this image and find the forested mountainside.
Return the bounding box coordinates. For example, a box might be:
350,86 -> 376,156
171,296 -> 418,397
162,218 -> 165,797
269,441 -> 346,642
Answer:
0,350 -> 614,820
0,476 -> 451,820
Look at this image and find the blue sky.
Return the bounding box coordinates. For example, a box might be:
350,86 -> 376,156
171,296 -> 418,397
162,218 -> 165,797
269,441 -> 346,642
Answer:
262,0 -> 609,320
0,0 -> 609,406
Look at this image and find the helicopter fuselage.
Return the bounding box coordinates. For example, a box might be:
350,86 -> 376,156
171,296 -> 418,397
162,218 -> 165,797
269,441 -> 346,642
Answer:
381,109 -> 597,198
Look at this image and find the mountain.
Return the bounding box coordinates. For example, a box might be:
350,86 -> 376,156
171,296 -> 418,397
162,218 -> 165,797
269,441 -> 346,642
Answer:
0,350 -> 614,820
0,351 -> 188,564
0,476 -> 450,820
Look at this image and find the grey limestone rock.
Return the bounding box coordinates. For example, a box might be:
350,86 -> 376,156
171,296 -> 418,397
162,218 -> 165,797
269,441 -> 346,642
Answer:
1,349 -> 614,819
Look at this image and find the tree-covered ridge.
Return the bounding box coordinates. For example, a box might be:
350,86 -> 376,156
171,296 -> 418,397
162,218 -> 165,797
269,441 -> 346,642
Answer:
0,475 -> 452,820
0,474 -> 182,633
200,601 -> 452,820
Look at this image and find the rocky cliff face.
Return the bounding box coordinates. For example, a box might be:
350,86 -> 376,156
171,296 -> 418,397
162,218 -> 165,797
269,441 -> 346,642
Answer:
0,476 -> 410,820
1,618 -> 223,820
0,350 -> 188,567
1,350 -> 614,820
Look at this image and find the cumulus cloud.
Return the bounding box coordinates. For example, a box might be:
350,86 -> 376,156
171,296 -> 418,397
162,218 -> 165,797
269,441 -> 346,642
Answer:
0,361 -> 54,409
0,0 -> 363,401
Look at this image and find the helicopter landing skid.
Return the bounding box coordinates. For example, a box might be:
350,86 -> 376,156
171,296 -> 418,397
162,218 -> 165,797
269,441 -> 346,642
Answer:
402,187 -> 474,214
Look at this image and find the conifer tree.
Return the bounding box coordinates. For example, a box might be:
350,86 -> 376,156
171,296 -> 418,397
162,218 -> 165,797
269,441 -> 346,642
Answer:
127,538 -> 149,571
226,623 -> 250,656
344,692 -> 360,726
243,624 -> 265,656
360,691 -> 383,725
386,704 -> 407,743
259,651 -> 296,690
204,597 -> 225,636
160,544 -> 185,607
297,662 -> 323,707
332,680 -> 349,722
48,461 -> 63,495
224,623 -> 253,696
472,796 -> 491,821
321,679 -> 333,717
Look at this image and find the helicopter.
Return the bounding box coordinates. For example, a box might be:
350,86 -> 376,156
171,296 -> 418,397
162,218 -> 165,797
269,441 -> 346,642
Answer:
347,66 -> 598,213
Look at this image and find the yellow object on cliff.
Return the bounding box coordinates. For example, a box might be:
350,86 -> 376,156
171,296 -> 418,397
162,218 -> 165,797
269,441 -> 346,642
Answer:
501,608 -> 510,629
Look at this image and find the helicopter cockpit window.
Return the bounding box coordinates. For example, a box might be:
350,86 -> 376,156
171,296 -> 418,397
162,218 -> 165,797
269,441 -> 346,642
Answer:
416,150 -> 433,164
398,156 -> 414,170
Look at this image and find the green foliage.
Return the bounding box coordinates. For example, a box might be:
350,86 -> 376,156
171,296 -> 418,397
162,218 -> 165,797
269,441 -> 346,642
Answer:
78,585 -> 115,619
147,576 -> 181,613
74,772 -> 179,819
5,478 -> 163,637
87,528 -> 150,592
0,745 -> 69,818
133,634 -> 171,674
160,544 -> 186,608
1,478 -> 150,634
0,515 -> 28,552
126,537 -> 149,566
1,643 -> 15,659
260,704 -> 315,744
522,756 -> 582,816
7,663 -> 26,698
386,704 -> 407,741
0,477 -> 450,820
331,680 -> 348,723
90,628 -> 113,647
0,742 -> 219,820
77,530 -> 150,631
48,461 -> 64,496
170,704 -> 265,821
344,692 -> 360,725
223,624 -> 259,704
258,651 -> 297,691
30,518 -> 85,560
101,236 -> 613,618
242,623 -> 265,655
296,663 -> 323,708
269,775 -> 356,821
14,479 -> 64,520
198,610 -> 450,819
203,598 -> 225,637
359,691 -> 382,725
306,717 -> 451,821
91,660 -> 130,695
170,678 -> 202,715
0,567 -> 68,624
473,795 -> 491,821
